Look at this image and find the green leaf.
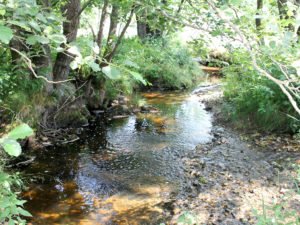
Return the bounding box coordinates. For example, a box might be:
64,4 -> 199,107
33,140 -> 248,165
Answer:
177,212 -> 196,225
87,62 -> 101,72
29,21 -> 41,32
0,25 -> 13,44
26,35 -> 49,45
70,61 -> 78,70
36,13 -> 47,23
8,219 -> 15,225
129,71 -> 147,85
0,208 -> 10,219
124,60 -> 140,69
0,9 -> 6,16
102,66 -> 121,79
17,207 -> 32,217
48,34 -> 66,44
1,139 -> 22,157
7,21 -> 30,31
7,124 -> 34,140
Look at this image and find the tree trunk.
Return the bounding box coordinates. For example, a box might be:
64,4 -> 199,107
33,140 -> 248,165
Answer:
136,7 -> 164,40
104,7 -> 135,64
295,0 -> 300,38
256,0 -> 263,31
104,4 -> 120,58
96,0 -> 109,57
95,6 -> 135,108
136,14 -> 148,40
53,0 -> 81,87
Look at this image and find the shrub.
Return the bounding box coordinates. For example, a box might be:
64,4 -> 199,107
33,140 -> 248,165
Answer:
0,124 -> 34,224
115,37 -> 203,90
223,49 -> 300,133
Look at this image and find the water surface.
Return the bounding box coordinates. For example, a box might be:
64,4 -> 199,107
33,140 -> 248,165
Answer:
24,90 -> 212,225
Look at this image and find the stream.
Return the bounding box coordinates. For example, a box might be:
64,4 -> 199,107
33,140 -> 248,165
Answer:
23,90 -> 212,225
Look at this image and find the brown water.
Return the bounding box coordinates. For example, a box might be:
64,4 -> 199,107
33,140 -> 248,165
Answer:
23,91 -> 212,225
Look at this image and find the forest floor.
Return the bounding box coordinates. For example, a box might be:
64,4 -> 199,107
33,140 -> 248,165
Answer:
169,84 -> 300,224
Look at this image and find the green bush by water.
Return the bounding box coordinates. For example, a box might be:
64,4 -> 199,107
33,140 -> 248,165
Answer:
223,49 -> 300,133
115,37 -> 203,90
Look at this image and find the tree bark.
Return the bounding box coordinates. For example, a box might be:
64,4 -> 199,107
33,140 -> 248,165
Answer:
53,0 -> 81,87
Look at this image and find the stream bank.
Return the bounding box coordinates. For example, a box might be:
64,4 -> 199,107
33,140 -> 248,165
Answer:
170,85 -> 300,224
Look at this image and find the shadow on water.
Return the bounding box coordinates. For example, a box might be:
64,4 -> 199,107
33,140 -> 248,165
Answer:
23,90 -> 212,225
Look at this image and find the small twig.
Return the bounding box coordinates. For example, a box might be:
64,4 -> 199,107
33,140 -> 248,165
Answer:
61,137 -> 80,145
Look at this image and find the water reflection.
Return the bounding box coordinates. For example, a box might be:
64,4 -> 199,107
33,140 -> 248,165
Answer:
24,90 -> 212,225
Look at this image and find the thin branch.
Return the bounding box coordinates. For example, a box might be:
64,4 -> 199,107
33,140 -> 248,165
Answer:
76,0 -> 93,18
87,21 -> 96,42
104,6 -> 135,64
207,0 -> 300,116
11,48 -> 74,84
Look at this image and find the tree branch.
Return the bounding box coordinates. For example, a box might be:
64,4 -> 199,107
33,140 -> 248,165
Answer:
104,6 -> 135,64
11,48 -> 74,84
207,0 -> 300,116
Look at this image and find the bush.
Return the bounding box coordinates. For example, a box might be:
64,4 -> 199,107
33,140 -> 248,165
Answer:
0,124 -> 34,224
0,170 -> 30,225
115,37 -> 203,90
223,49 -> 300,133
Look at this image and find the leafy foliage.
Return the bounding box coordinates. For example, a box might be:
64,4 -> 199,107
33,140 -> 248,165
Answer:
223,49 -> 300,132
0,172 -> 31,225
116,37 -> 203,90
0,124 -> 33,224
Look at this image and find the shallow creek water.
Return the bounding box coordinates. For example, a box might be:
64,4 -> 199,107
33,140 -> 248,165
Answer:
23,90 -> 212,225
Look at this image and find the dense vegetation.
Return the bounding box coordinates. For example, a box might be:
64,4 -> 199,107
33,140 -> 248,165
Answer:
0,0 -> 300,223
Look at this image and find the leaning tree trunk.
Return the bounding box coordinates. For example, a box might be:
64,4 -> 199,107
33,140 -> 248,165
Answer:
53,0 -> 81,88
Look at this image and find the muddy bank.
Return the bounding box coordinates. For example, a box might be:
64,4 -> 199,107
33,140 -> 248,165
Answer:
170,85 -> 300,224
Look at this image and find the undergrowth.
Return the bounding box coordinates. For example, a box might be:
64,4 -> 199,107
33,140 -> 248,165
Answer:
115,37 -> 203,90
222,49 -> 300,133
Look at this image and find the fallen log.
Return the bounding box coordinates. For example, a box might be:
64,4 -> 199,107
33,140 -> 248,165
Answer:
200,66 -> 221,73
